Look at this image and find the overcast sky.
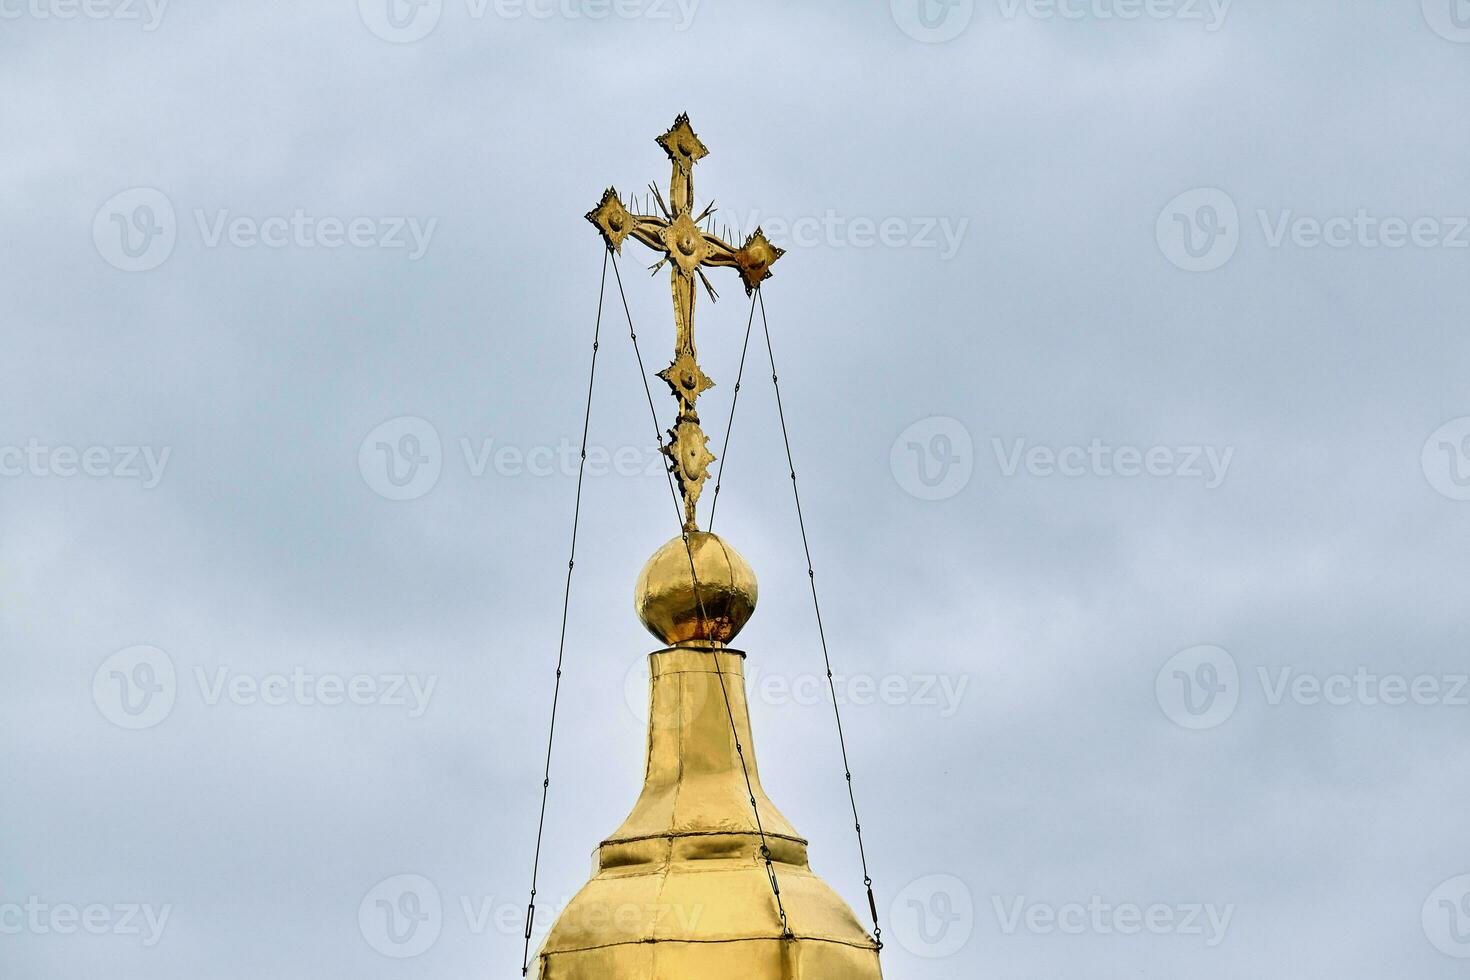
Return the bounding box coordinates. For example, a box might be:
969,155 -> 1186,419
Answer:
4,1 -> 1470,978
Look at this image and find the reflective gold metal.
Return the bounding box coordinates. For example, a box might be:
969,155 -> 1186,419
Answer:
541,119 -> 878,979
635,531 -> 757,646
586,114 -> 786,532
534,642 -> 884,978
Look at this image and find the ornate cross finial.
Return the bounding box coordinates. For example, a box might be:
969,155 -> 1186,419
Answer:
587,114 -> 784,532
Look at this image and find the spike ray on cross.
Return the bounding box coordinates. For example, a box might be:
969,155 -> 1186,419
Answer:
586,114 -> 785,531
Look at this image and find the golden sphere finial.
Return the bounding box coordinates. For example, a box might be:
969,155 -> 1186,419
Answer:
635,532 -> 758,646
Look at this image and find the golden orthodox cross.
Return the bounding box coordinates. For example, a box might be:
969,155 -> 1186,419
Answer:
587,114 -> 783,531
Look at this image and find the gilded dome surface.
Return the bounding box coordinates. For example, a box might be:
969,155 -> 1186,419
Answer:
635,532 -> 757,646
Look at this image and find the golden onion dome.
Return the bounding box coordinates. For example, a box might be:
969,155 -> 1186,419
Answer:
635,531 -> 757,646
